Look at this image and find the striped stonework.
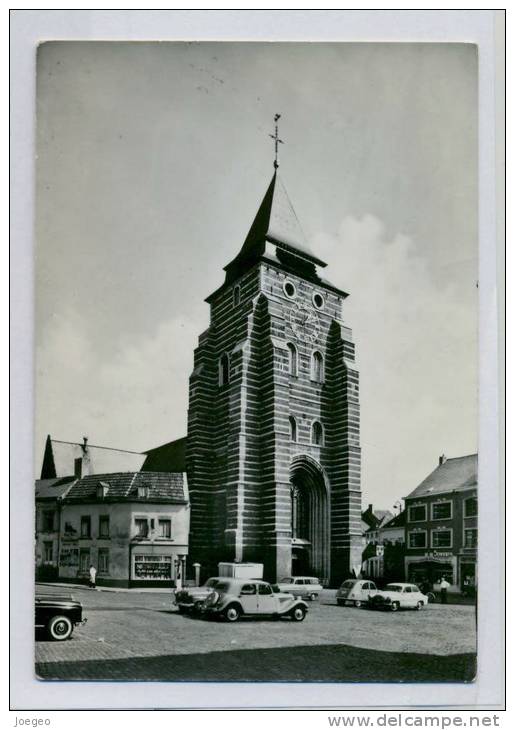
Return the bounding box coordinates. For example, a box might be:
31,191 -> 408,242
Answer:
186,174 -> 362,586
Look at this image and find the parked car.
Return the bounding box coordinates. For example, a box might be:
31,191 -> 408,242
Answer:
336,579 -> 378,607
35,593 -> 87,641
368,583 -> 429,612
275,576 -> 323,601
200,578 -> 309,622
174,577 -> 223,613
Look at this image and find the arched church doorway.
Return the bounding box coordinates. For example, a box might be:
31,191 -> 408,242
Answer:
289,455 -> 330,584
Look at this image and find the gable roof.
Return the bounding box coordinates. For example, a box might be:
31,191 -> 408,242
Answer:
380,510 -> 406,529
405,454 -> 478,500
41,435 -> 145,479
63,471 -> 187,504
142,437 -> 187,472
35,476 -> 76,500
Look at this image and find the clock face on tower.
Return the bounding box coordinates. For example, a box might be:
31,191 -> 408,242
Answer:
289,302 -> 321,343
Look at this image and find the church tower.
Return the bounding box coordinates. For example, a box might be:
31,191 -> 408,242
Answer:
186,129 -> 363,586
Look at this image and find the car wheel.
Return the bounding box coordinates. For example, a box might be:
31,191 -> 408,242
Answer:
48,615 -> 73,641
291,605 -> 306,622
416,601 -> 424,610
337,599 -> 345,606
309,592 -> 318,601
354,600 -> 362,608
223,605 -> 241,622
390,602 -> 400,612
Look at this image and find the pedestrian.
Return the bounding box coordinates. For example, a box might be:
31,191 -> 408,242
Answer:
439,575 -> 450,604
89,564 -> 97,589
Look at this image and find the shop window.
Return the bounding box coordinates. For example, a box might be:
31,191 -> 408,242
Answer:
464,528 -> 478,548
135,518 -> 149,537
289,416 -> 297,443
311,421 -> 324,446
99,515 -> 110,538
80,515 -> 91,538
42,510 -> 54,532
219,354 -> 230,386
158,519 -> 172,539
286,342 -> 298,376
464,497 -> 478,517
408,504 -> 427,522
311,351 -> 324,383
408,531 -> 427,549
431,501 -> 452,520
98,548 -> 109,574
431,529 -> 452,548
134,554 -> 172,580
43,541 -> 53,563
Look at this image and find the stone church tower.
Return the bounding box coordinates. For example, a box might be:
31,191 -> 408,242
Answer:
186,168 -> 363,586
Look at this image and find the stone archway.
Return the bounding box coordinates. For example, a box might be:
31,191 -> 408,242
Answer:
289,455 -> 330,584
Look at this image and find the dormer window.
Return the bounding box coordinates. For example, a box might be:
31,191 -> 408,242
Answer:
137,485 -> 150,499
96,482 -> 109,499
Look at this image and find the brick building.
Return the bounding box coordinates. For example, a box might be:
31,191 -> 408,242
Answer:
404,453 -> 478,591
186,171 -> 363,586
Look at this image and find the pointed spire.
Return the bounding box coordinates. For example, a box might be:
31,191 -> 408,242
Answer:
224,172 -> 326,280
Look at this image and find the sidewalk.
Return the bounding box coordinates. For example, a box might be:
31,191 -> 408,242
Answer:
36,581 -> 173,594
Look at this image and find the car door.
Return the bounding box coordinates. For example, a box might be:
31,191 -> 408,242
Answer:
402,585 -> 413,607
238,583 -> 259,614
257,583 -> 277,614
360,582 -> 372,600
293,579 -> 304,597
369,581 -> 378,597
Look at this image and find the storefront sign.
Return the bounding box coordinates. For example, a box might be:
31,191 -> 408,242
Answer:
133,555 -> 172,580
59,547 -> 79,567
424,551 -> 452,559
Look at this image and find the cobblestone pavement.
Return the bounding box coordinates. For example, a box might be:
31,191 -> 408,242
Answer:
35,584 -> 476,682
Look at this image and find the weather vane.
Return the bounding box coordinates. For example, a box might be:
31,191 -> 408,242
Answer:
269,113 -> 284,170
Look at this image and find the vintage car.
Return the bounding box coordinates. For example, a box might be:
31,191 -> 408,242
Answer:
336,579 -> 378,607
368,583 -> 429,611
275,576 -> 323,601
200,578 -> 309,622
35,593 -> 87,640
174,577 -> 223,613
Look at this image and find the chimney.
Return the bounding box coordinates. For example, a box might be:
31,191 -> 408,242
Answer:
439,454 -> 447,466
82,436 -> 89,452
368,504 -> 373,513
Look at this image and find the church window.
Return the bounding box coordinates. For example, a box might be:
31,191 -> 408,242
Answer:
289,416 -> 297,442
283,280 -> 297,299
286,342 -> 298,376
312,292 -> 325,310
311,350 -> 324,383
311,420 -> 324,446
233,285 -> 240,307
219,353 -> 230,386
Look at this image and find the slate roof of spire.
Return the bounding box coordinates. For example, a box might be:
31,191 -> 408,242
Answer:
405,454 -> 478,500
225,172 -> 327,273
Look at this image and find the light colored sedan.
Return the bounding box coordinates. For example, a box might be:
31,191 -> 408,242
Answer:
368,583 -> 429,611
275,577 -> 323,601
201,578 -> 309,622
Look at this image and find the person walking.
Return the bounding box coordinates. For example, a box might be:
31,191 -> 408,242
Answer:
89,564 -> 97,589
439,576 -> 450,604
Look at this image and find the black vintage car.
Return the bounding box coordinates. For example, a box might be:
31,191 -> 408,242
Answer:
35,593 -> 87,640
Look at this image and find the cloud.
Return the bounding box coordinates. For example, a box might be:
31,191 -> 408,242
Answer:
313,214 -> 477,505
36,310 -> 200,468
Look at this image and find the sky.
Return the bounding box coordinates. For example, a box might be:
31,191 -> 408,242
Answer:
36,42 -> 477,510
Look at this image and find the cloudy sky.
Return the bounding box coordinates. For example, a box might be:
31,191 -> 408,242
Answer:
36,42 -> 477,509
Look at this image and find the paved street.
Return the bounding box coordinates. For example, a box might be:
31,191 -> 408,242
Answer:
35,584 -> 476,682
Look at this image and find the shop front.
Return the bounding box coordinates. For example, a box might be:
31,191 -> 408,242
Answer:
405,552 -> 456,590
129,543 -> 187,588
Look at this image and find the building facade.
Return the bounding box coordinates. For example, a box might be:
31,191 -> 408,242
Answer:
362,510 -> 406,582
404,454 -> 478,591
186,172 -> 363,586
58,472 -> 189,588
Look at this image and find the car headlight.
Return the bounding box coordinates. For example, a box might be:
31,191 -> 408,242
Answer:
205,591 -> 219,606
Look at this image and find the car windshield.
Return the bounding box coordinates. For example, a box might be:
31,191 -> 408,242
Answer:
204,578 -> 219,588
214,581 -> 231,593
341,580 -> 355,589
385,584 -> 403,592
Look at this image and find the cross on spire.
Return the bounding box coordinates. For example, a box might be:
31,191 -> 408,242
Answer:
269,113 -> 284,169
